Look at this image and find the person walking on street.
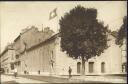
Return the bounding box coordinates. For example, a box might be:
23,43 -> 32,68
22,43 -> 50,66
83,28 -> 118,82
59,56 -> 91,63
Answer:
68,66 -> 72,79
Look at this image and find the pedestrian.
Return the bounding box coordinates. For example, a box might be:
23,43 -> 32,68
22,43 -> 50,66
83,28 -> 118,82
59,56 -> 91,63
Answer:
68,66 -> 72,79
38,70 -> 40,74
14,68 -> 17,78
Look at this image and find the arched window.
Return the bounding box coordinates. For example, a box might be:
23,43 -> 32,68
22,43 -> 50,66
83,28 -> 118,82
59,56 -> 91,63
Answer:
101,62 -> 105,73
77,62 -> 81,74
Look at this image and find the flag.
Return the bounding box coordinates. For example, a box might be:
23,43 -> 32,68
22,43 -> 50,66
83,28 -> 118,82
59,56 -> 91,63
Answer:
49,8 -> 57,20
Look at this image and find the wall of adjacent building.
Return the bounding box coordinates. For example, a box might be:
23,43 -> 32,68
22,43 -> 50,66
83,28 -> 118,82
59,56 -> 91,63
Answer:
1,49 -> 15,74
121,39 -> 127,73
121,39 -> 127,63
1,50 -> 9,74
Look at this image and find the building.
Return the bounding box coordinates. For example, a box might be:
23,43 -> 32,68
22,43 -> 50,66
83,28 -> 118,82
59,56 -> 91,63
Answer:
51,32 -> 123,75
0,26 -> 126,76
120,39 -> 127,73
0,44 -> 15,74
12,26 -> 55,75
11,26 -> 124,76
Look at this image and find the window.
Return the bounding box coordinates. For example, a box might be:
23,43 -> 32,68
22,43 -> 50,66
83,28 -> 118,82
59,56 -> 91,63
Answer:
11,63 -> 14,70
89,62 -> 94,73
101,62 -> 105,73
11,54 -> 14,60
16,55 -> 19,59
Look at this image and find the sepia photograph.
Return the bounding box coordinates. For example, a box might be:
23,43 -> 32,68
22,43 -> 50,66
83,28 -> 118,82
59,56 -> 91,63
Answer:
0,1 -> 127,83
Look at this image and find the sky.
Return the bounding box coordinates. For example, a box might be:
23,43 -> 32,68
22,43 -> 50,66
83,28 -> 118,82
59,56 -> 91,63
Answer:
0,1 -> 127,52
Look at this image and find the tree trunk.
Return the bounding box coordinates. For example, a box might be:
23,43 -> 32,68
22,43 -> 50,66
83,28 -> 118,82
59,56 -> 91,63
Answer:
81,56 -> 85,75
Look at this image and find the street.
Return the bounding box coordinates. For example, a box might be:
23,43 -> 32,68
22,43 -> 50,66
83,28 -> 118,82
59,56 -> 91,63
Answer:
0,74 -> 127,84
1,75 -> 47,84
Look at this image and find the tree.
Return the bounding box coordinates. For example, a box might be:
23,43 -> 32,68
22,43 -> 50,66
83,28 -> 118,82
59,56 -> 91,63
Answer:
116,16 -> 127,46
59,5 -> 108,75
116,16 -> 127,72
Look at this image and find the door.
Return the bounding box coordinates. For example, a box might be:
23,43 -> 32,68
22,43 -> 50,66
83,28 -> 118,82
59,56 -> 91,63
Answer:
77,62 -> 81,74
89,62 -> 94,73
101,62 -> 105,73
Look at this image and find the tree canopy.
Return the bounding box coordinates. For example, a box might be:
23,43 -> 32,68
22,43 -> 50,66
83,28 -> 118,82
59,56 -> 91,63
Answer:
116,16 -> 127,46
59,5 -> 108,60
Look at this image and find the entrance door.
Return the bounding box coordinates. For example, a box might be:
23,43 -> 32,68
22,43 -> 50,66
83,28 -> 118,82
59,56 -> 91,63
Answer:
89,62 -> 94,73
77,62 -> 81,74
101,62 -> 105,73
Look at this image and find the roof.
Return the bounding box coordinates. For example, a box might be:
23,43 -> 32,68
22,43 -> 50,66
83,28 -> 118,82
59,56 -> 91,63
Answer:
0,48 -> 8,58
20,26 -> 38,35
24,33 -> 59,52
0,45 -> 14,58
14,35 -> 20,42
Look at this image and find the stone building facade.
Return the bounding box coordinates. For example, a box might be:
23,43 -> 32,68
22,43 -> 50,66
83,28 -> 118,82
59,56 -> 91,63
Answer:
0,44 -> 15,74
0,26 -> 125,76
12,26 -> 55,75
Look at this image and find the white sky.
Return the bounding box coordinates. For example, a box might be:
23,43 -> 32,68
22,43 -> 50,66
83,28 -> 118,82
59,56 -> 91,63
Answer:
0,1 -> 127,52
